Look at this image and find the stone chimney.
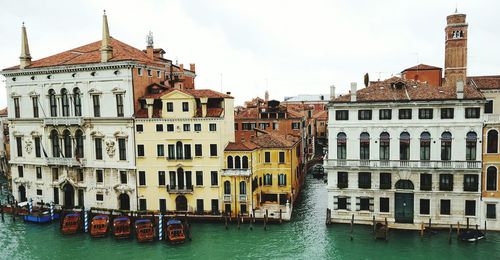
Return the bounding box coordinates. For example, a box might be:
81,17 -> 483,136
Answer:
265,90 -> 269,103
190,63 -> 196,72
330,85 -> 335,100
350,82 -> 357,102
19,22 -> 32,69
100,10 -> 113,62
146,31 -> 154,59
456,80 -> 464,99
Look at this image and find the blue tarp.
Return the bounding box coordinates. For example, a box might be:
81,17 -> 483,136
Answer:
167,220 -> 182,226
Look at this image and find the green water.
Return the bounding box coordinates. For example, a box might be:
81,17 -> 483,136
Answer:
1,175 -> 499,260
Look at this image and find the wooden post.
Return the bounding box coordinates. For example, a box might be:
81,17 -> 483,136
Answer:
457,221 -> 460,240
1,205 -> 4,222
350,214 -> 354,241
475,224 -> 478,243
420,222 -> 424,239
225,214 -> 228,230
428,218 -> 431,232
279,209 -> 282,224
449,224 -> 452,244
249,213 -> 253,230
484,220 -> 487,235
252,209 -> 256,223
384,217 -> 388,241
264,209 -> 268,231
372,215 -> 376,235
237,214 -> 241,230
12,203 -> 16,222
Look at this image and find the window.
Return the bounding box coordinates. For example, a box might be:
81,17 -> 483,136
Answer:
147,69 -> 152,77
242,156 -> 249,168
485,100 -> 494,114
486,166 -> 497,191
466,132 -> 477,161
379,173 -> 391,189
464,174 -> 478,192
337,132 -> 347,160
337,197 -> 348,210
169,171 -> 176,186
184,144 -> 192,159
335,110 -> 349,120
157,144 -> 164,157
34,166 -> 42,179
441,132 -> 452,161
156,124 -> 163,132
209,123 -> 217,131
17,166 -> 23,177
36,189 -> 42,196
116,94 -> 124,117
418,109 -> 433,119
118,139 -> 126,161
380,198 -> 389,213
234,123 -> 238,130
211,171 -> 218,186
359,198 -> 371,211
196,171 -> 203,186
379,132 -> 390,160
337,172 -> 348,188
166,102 -> 173,112
32,96 -> 39,118
183,124 -> 190,132
358,110 -> 372,120
63,130 -> 72,158
440,200 -> 451,215
137,68 -> 143,75
234,156 -> 241,168
398,109 -> 412,119
420,199 -> 430,215
420,174 -> 432,191
60,89 -> 70,117
194,124 -> 201,132
182,102 -> 189,112
358,172 -> 371,189
53,188 -> 59,204
487,204 -> 496,219
95,138 -> 103,160
167,124 -> 174,132
120,171 -> 127,184
73,88 -> 81,116
16,137 -> 23,157
156,70 -> 161,78
176,141 -> 183,159
139,171 -> 146,186
13,97 -> 20,118
49,89 -> 57,117
210,144 -> 217,156
168,144 -> 175,159
465,200 -> 476,216
359,132 -> 370,160
240,181 -> 247,194
439,174 -> 453,191
265,152 -> 271,163
50,130 -> 59,157
34,137 -> 41,158
52,168 -> 58,181
279,152 -> 285,163
158,171 -> 166,186
74,130 -> 84,159
224,181 -> 231,194
92,95 -> 101,117
278,174 -> 286,186
379,109 -> 392,120
136,124 -> 144,132
400,132 -> 410,160
159,199 -> 167,212
420,132 -> 431,160
264,174 -> 272,186
96,170 -> 103,183
139,199 -> 147,211
291,122 -> 300,129
487,130 -> 498,153
211,199 -> 219,214
465,107 -> 480,119
195,144 -> 202,156
441,108 -> 454,119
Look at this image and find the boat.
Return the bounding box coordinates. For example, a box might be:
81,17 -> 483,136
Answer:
61,213 -> 81,235
113,216 -> 132,239
135,219 -> 155,242
375,222 -> 388,240
165,219 -> 186,244
23,210 -> 60,223
90,215 -> 110,238
459,230 -> 485,242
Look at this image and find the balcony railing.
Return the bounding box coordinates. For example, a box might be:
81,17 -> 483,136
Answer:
328,159 -> 481,169
46,157 -> 86,167
44,117 -> 83,126
484,114 -> 500,123
166,185 -> 193,193
239,194 -> 247,202
223,194 -> 231,202
221,168 -> 252,177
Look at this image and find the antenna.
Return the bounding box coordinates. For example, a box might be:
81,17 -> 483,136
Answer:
146,31 -> 154,47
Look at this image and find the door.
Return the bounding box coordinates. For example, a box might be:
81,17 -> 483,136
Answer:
196,199 -> 204,214
18,185 -> 27,202
119,193 -> 130,210
63,184 -> 75,209
395,193 -> 414,223
175,195 -> 187,211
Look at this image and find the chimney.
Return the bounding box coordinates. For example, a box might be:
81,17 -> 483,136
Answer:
190,63 -> 196,72
146,31 -> 154,59
19,22 -> 32,69
456,80 -> 464,99
265,90 -> 269,103
330,85 -> 335,100
350,82 -> 357,102
100,10 -> 113,62
146,99 -> 154,118
180,64 -> 184,71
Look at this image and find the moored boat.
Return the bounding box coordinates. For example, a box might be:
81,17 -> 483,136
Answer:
23,210 -> 60,223
113,216 -> 132,239
375,222 -> 388,240
90,215 -> 110,238
459,230 -> 485,242
166,219 -> 186,244
61,213 -> 82,235
135,219 -> 155,242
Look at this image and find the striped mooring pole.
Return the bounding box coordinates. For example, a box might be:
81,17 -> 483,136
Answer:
84,209 -> 89,233
158,213 -> 163,241
49,202 -> 54,221
28,198 -> 33,213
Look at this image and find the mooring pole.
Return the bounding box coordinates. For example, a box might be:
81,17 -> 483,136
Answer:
484,220 -> 487,235
237,213 -> 240,230
350,214 -> 354,241
475,224 -> 478,243
372,215 -> 376,235
249,213 -> 253,230
279,209 -> 282,224
12,203 -> 16,222
225,214 -> 228,230
264,209 -> 268,231
1,204 -> 4,222
449,224 -> 452,244
428,218 -> 431,233
384,217 -> 388,241
457,221 -> 460,240
467,217 -> 469,230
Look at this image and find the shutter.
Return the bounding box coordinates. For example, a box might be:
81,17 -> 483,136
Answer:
356,197 -> 360,211
347,197 -> 352,211
369,198 -> 374,212
333,196 -> 338,210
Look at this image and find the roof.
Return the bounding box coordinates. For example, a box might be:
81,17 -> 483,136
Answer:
251,131 -> 300,149
469,75 -> 500,90
93,215 -> 109,220
3,38 -> 165,71
167,219 -> 182,225
402,64 -> 442,72
225,141 -> 259,151
283,94 -> 329,103
0,107 -> 7,117
333,77 -> 484,103
313,110 -> 328,120
141,88 -> 232,100
135,219 -> 152,224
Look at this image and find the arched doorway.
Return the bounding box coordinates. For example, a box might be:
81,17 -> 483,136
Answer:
63,183 -> 75,209
175,195 -> 188,211
394,180 -> 414,223
118,193 -> 130,210
18,185 -> 27,202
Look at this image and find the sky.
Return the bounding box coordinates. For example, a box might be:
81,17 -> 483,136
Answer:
0,0 -> 499,108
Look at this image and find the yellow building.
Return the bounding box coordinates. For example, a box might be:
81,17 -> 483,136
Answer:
135,86 -> 234,214
222,130 -> 302,220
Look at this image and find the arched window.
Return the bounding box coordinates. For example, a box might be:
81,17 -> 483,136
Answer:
73,88 -> 81,116
487,129 -> 498,154
75,129 -> 84,158
224,180 -> 231,194
420,132 -> 431,160
242,156 -> 249,169
50,130 -> 59,157
235,156 -> 241,169
63,130 -> 72,158
176,141 -> 183,159
239,181 -> 246,194
395,180 -> 414,190
337,132 -> 347,160
360,132 -> 370,160
400,132 -> 410,160
441,132 -> 452,161
487,166 -> 497,191
466,132 -> 477,161
379,132 -> 390,160
278,173 -> 286,186
61,88 -> 69,117
49,89 -> 57,117
227,156 -> 233,169
177,168 -> 184,189
264,174 -> 272,186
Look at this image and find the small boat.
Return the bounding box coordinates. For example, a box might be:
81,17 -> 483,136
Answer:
61,213 -> 81,235
113,216 -> 132,239
166,219 -> 186,244
90,215 -> 110,238
375,222 -> 388,240
135,219 -> 155,242
23,210 -> 60,223
459,230 -> 485,242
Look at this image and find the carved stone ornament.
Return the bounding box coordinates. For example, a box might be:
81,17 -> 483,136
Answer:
25,139 -> 33,154
106,139 -> 116,158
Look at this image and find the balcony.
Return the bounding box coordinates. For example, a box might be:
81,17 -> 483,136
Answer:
46,157 -> 86,167
221,168 -> 252,177
484,114 -> 500,123
223,194 -> 231,202
239,194 -> 247,202
327,159 -> 481,170
44,117 -> 83,126
166,185 -> 193,193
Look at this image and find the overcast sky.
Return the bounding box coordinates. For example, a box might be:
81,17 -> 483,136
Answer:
1,0 -> 499,108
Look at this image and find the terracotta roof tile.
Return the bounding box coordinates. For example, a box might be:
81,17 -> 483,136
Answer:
0,107 -> 7,116
402,64 -> 442,72
225,142 -> 258,151
469,75 -> 500,90
312,110 -> 328,120
250,131 -> 300,148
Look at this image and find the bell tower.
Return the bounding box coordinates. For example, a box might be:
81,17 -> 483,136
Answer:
444,11 -> 468,86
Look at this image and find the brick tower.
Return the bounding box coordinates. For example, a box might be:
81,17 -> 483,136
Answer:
444,12 -> 468,86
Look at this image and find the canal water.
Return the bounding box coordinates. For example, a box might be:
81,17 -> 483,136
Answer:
1,174 -> 499,259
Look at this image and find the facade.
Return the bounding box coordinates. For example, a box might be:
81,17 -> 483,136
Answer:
0,108 -> 9,186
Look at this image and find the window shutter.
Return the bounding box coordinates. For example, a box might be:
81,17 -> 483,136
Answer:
333,196 -> 338,210
356,197 -> 360,211
347,197 -> 352,211
369,198 -> 374,212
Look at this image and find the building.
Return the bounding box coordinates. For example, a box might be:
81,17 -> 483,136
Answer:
0,108 -> 9,182
223,130 -> 302,220
326,11 -> 488,229
135,86 -> 235,214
